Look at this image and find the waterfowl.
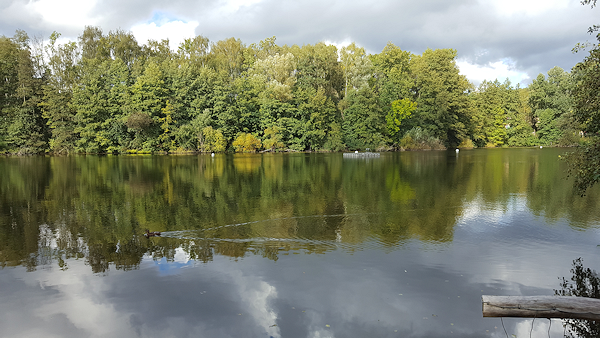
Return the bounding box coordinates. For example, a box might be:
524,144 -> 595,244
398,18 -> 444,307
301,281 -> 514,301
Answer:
144,229 -> 161,237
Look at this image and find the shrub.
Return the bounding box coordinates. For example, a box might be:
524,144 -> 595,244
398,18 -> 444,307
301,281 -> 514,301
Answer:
262,126 -> 286,152
458,138 -> 474,149
200,126 -> 226,152
233,133 -> 262,153
399,127 -> 445,150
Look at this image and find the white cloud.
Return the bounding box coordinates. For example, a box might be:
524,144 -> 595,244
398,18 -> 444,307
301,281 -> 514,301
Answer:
26,0 -> 99,29
457,58 -> 531,86
131,20 -> 199,50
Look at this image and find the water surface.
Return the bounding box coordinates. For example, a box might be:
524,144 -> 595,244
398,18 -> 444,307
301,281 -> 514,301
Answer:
1,148 -> 600,337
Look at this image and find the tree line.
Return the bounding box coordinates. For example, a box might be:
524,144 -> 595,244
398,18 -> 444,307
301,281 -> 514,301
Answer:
0,27 -> 585,155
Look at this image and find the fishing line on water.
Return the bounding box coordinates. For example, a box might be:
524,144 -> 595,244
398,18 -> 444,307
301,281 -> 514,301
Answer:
193,206 -> 464,233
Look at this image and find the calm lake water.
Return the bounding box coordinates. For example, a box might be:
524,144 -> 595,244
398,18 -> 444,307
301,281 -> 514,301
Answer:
1,148 -> 600,338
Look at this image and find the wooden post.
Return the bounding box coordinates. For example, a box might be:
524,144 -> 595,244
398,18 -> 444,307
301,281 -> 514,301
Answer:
482,296 -> 600,321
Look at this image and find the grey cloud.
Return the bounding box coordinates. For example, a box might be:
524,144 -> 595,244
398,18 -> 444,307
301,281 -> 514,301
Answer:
0,0 -> 597,84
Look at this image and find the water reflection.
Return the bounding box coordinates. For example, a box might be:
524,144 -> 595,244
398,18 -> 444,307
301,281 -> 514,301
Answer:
2,149 -> 599,272
1,149 -> 600,337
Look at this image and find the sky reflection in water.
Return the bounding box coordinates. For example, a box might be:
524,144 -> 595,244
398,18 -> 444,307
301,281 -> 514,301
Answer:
1,149 -> 600,338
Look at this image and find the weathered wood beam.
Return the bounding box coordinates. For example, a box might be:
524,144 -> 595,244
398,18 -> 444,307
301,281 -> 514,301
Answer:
482,296 -> 600,321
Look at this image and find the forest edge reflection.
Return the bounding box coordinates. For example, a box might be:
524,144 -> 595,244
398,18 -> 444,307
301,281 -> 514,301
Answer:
1,149 -> 600,273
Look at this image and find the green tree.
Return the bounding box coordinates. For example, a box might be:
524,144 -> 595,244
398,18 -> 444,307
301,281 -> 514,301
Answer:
106,29 -> 142,71
209,37 -> 245,79
528,67 -> 575,145
79,26 -> 109,60
291,42 -> 343,105
41,32 -> 80,154
370,42 -> 413,109
9,31 -> 47,153
565,0 -> 600,195
506,87 -> 538,146
0,36 -> 19,151
127,62 -> 169,151
262,126 -> 285,151
386,98 -> 417,141
232,133 -> 262,152
339,42 -> 372,98
177,35 -> 210,67
410,48 -> 472,147
342,86 -> 387,149
158,100 -> 176,151
200,126 -> 226,152
73,58 -> 130,153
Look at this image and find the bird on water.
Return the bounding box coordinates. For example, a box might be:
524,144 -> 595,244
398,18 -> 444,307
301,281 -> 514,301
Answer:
144,229 -> 161,237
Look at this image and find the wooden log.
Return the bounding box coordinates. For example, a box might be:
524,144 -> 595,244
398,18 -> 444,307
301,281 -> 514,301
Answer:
482,295 -> 600,320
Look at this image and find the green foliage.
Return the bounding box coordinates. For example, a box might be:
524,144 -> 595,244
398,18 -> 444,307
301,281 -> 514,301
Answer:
200,126 -> 226,152
158,101 -> 176,151
471,79 -> 520,147
410,49 -> 472,147
340,42 -> 372,97
342,86 -> 387,149
457,138 -> 474,149
0,27 -> 588,155
506,88 -> 539,147
386,98 -> 416,140
73,58 -> 130,153
529,67 -> 575,146
232,132 -> 262,153
41,33 -> 80,154
262,126 -> 285,151
565,138 -> 600,196
1,32 -> 47,154
323,122 -> 346,151
370,43 -> 413,110
565,2 -> 600,194
399,127 -> 445,150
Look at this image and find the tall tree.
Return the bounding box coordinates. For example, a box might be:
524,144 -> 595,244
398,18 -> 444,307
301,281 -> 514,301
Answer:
8,31 -> 47,153
470,79 -> 521,147
0,36 -> 20,151
73,58 -> 130,153
342,86 -> 387,149
127,62 -> 169,151
40,32 -> 80,154
528,67 -> 575,145
209,37 -> 245,79
369,43 -> 415,142
565,0 -> 600,195
410,48 -> 472,147
177,35 -> 210,68
339,43 -> 372,98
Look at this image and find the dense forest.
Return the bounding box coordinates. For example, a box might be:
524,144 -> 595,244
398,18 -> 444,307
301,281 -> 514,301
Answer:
0,26 -> 585,154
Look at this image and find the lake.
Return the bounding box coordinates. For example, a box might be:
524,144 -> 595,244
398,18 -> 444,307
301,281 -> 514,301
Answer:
1,148 -> 600,338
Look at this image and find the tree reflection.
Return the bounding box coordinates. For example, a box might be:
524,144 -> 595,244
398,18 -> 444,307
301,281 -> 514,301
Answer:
1,150 -> 600,273
555,258 -> 600,338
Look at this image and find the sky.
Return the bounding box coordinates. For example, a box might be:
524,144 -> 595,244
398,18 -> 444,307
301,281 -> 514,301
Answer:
0,0 -> 597,86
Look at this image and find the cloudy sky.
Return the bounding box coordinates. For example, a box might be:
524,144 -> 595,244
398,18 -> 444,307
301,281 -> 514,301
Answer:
0,0 -> 597,86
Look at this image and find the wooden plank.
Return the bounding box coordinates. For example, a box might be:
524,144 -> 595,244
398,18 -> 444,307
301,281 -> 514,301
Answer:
482,295 -> 600,320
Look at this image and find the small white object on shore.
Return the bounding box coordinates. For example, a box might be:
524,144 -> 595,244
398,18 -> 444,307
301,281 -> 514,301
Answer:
211,152 -> 215,157
355,150 -> 358,153
455,149 -> 459,153
540,146 -> 543,149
